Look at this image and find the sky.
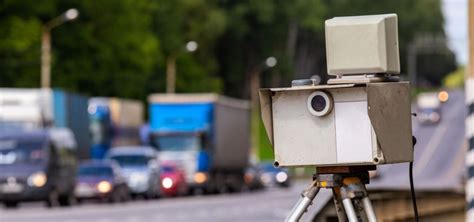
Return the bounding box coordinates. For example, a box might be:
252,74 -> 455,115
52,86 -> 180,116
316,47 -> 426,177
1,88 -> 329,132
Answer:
442,0 -> 468,65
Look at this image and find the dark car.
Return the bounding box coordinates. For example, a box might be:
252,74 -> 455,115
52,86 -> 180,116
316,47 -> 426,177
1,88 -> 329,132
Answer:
160,162 -> 188,197
244,164 -> 265,191
259,162 -> 291,188
0,128 -> 77,208
74,160 -> 129,203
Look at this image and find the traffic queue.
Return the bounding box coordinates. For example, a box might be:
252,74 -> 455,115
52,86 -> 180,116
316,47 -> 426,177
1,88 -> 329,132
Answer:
0,88 -> 291,208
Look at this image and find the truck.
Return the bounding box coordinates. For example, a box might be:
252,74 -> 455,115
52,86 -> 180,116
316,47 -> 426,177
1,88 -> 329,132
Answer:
88,97 -> 144,159
147,93 -> 250,193
0,88 -> 91,159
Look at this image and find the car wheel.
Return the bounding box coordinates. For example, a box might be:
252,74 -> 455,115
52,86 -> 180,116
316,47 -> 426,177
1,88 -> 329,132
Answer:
121,188 -> 130,202
58,192 -> 75,207
109,190 -> 121,203
4,201 -> 19,208
46,189 -> 60,208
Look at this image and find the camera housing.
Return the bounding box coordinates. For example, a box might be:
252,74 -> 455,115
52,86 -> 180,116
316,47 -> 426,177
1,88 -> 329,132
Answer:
258,14 -> 413,167
259,82 -> 412,167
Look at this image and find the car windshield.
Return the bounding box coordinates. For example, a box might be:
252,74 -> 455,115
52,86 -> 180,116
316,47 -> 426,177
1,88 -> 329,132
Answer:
153,135 -> 200,152
78,166 -> 113,176
110,155 -> 150,167
161,165 -> 175,173
0,137 -> 47,165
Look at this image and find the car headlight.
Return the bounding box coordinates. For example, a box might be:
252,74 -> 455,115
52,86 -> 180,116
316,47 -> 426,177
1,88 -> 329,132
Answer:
429,112 -> 440,122
27,172 -> 47,187
162,177 -> 173,189
275,171 -> 288,183
260,173 -> 272,184
194,172 -> 207,184
244,173 -> 254,184
97,181 -> 112,193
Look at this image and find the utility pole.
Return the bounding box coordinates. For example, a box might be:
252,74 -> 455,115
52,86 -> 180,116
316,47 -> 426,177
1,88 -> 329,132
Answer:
41,28 -> 52,88
165,41 -> 198,94
40,8 -> 79,88
467,1 -> 474,221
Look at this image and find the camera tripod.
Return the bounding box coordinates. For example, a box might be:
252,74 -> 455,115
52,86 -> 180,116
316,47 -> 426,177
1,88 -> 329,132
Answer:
286,166 -> 377,222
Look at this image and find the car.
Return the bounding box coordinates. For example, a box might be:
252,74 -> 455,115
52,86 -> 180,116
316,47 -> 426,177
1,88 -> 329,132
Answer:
74,160 -> 130,203
0,128 -> 77,208
259,162 -> 291,188
416,92 -> 442,124
160,162 -> 188,197
244,165 -> 265,191
106,146 -> 160,199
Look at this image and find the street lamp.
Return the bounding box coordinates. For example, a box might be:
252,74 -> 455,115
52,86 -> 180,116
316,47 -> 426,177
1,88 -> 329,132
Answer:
249,56 -> 277,161
41,8 -> 79,88
186,41 -> 198,52
265,57 -> 277,68
249,56 -> 278,111
166,41 -> 199,94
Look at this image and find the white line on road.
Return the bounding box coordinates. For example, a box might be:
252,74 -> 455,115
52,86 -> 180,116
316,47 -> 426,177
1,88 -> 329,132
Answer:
413,98 -> 464,177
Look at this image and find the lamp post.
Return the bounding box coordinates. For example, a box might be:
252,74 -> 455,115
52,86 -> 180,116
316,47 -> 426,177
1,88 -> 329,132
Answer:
41,8 -> 79,88
166,41 -> 198,94
249,56 -> 277,162
250,56 -> 277,109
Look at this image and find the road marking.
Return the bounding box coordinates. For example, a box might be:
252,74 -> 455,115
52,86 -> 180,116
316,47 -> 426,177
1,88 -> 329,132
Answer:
413,123 -> 449,176
413,97 -> 463,177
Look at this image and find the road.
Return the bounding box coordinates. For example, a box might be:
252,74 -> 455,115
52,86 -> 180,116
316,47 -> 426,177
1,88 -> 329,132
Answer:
0,90 -> 466,222
0,182 -> 330,222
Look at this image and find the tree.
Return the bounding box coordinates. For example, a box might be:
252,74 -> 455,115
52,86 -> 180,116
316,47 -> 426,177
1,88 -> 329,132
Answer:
0,0 -> 162,101
151,0 -> 226,93
0,0 -> 56,87
54,0 -> 160,99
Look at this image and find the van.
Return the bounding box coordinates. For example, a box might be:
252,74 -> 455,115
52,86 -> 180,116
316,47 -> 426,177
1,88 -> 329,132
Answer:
0,128 -> 77,207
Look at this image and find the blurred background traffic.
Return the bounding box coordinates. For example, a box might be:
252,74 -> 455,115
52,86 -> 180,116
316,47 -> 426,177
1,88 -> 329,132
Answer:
0,0 -> 469,221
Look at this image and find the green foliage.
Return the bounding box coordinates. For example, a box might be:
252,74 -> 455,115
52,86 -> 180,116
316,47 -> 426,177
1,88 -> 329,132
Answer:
443,66 -> 464,89
0,3 -> 43,87
53,0 -> 161,99
152,0 -> 226,93
258,117 -> 273,161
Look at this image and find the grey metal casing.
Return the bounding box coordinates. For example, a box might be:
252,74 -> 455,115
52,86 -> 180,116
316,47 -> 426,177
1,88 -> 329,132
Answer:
326,14 -> 400,75
259,82 -> 412,167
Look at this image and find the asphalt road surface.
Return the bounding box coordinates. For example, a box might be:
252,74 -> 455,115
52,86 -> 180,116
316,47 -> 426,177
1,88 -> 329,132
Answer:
0,183 -> 324,222
0,90 -> 466,222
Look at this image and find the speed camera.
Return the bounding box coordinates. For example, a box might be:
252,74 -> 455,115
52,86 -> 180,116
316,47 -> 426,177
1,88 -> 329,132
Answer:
259,14 -> 413,167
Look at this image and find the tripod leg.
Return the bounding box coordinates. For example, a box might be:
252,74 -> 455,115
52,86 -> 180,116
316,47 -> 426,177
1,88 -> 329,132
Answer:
285,181 -> 320,222
362,197 -> 377,222
332,188 -> 347,222
342,198 -> 358,222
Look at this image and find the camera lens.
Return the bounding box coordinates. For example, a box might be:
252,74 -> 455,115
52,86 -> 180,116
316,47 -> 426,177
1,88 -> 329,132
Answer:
311,95 -> 327,112
307,91 -> 333,117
